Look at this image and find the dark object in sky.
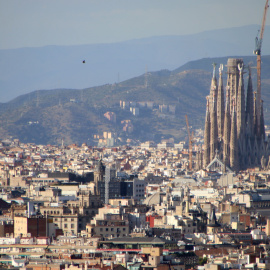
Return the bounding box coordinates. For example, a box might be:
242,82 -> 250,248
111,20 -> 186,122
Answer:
82,60 -> 85,63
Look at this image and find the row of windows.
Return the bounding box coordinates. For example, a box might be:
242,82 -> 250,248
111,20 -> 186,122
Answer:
54,218 -> 75,222
253,202 -> 270,208
63,224 -> 75,229
68,204 -> 79,207
101,234 -> 126,237
31,180 -> 55,183
98,227 -> 126,232
44,210 -> 61,215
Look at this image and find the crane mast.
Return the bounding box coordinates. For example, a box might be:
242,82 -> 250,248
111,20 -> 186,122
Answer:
185,115 -> 194,171
254,0 -> 269,136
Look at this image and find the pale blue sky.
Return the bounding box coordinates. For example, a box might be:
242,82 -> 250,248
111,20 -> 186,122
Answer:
0,0 -> 269,49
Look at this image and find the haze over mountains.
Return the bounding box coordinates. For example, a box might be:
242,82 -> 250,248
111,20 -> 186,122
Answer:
0,54 -> 269,146
0,25 -> 270,146
1,25 -> 270,102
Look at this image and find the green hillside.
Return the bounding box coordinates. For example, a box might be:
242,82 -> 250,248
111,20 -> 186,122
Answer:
0,55 -> 269,146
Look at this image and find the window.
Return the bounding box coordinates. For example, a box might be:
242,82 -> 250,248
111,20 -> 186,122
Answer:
71,224 -> 74,228
106,228 -> 108,231
64,224 -> 68,228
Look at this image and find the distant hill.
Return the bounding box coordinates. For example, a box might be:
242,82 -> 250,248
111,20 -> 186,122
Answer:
0,55 -> 269,146
1,25 -> 270,102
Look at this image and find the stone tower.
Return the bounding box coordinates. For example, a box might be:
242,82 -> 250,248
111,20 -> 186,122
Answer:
223,89 -> 231,166
246,66 -> 254,135
210,87 -> 218,161
94,159 -> 105,194
203,97 -> 211,167
203,58 -> 269,172
230,99 -> 239,172
217,64 -> 225,139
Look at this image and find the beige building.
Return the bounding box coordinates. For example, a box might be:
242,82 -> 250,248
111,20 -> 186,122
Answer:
86,207 -> 129,239
86,217 -> 129,239
14,216 -> 47,238
40,191 -> 102,236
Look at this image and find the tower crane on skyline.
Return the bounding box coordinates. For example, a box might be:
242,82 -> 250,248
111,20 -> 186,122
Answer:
185,114 -> 194,171
254,0 -> 269,136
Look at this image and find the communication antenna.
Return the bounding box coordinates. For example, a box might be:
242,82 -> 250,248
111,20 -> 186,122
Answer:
81,90 -> 84,103
145,65 -> 148,88
36,91 -> 40,107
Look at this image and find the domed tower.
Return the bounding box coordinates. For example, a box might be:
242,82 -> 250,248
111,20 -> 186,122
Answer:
94,159 -> 105,183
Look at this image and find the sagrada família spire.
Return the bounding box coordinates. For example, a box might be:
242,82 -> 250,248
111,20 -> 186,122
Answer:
203,58 -> 269,172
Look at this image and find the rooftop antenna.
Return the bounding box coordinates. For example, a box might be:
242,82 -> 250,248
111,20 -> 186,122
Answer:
81,90 -> 84,103
145,65 -> 148,89
36,90 -> 40,107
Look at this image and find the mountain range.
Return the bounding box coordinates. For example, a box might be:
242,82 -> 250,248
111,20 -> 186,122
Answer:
0,54 -> 269,146
1,25 -> 270,102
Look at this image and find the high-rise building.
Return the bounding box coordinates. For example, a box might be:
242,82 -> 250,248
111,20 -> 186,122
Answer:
203,58 -> 269,172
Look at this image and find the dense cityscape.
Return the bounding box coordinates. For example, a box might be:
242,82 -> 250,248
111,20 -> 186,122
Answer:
1,1 -> 270,270
1,111 -> 270,269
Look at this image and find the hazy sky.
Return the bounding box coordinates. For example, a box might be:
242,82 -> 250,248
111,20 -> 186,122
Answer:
0,0 -> 269,50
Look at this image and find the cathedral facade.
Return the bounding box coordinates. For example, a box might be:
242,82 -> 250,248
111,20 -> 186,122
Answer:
203,58 -> 270,172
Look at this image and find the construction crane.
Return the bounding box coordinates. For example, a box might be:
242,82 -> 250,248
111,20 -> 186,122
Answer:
185,114 -> 194,171
254,0 -> 269,134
